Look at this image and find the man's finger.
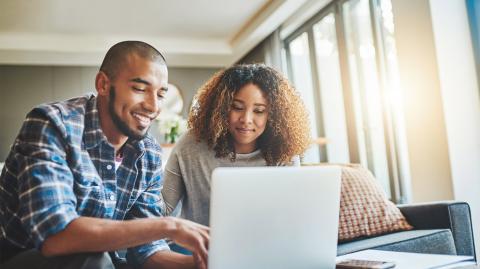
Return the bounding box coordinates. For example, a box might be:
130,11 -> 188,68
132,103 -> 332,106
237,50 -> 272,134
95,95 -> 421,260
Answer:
199,229 -> 210,249
194,252 -> 207,269
198,240 -> 209,267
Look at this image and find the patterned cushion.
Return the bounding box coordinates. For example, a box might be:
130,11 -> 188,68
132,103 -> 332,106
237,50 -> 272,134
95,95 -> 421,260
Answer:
338,164 -> 413,242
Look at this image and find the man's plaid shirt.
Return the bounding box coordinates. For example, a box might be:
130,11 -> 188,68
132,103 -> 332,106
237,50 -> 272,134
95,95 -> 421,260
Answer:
0,94 -> 168,266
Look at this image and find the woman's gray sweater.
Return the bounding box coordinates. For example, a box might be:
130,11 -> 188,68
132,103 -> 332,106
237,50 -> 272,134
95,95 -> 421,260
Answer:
160,131 -> 268,226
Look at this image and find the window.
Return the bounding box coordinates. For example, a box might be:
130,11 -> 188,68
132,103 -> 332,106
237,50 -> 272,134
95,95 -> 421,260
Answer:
343,0 -> 390,194
313,13 -> 350,164
283,0 -> 410,202
286,32 -> 321,163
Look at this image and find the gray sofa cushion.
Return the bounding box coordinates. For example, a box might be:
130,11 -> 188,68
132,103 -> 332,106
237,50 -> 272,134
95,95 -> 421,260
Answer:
338,229 -> 456,256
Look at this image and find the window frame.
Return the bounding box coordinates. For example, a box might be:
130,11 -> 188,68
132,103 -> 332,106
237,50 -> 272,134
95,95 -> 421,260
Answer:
283,0 -> 408,202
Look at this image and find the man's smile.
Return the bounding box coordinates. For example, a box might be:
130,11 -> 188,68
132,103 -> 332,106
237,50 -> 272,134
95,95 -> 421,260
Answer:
132,112 -> 155,127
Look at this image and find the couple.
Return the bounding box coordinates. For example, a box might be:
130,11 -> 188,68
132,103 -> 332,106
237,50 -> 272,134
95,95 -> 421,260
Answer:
0,41 -> 311,269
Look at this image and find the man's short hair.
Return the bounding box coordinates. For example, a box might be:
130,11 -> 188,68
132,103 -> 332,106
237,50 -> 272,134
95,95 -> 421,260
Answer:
99,40 -> 167,80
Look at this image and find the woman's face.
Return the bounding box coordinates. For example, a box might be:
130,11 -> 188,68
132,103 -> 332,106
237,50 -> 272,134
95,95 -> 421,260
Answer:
228,83 -> 269,154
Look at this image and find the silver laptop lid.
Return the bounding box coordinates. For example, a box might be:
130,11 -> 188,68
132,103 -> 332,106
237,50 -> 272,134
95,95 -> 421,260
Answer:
209,166 -> 342,269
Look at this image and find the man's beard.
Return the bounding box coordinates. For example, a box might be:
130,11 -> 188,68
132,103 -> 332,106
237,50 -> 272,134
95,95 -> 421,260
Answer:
109,86 -> 149,140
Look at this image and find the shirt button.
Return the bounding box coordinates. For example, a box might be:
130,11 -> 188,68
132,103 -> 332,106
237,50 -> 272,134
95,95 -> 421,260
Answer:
109,194 -> 116,201
106,164 -> 113,170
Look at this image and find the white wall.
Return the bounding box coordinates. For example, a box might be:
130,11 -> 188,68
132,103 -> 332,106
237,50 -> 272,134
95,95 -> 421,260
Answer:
391,0 -> 454,202
429,0 -> 480,259
391,0 -> 480,258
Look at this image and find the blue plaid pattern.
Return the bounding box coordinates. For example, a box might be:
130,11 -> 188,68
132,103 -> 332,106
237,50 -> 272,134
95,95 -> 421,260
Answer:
0,94 -> 168,266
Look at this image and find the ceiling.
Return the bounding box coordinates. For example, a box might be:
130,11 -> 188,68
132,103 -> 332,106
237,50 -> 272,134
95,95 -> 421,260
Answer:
0,0 -> 322,67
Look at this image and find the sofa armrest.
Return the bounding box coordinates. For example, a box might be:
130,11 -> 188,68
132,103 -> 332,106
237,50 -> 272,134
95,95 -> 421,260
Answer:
398,201 -> 476,258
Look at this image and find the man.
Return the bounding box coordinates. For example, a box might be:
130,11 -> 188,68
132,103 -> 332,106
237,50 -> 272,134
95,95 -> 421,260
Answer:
0,41 -> 209,269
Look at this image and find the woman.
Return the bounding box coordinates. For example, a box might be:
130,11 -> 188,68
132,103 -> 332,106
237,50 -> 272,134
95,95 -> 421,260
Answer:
161,63 -> 311,226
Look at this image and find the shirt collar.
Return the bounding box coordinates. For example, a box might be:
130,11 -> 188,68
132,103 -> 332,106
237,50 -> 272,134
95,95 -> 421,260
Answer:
83,95 -> 108,150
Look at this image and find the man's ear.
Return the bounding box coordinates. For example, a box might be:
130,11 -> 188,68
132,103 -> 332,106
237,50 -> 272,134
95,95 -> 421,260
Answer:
95,71 -> 111,96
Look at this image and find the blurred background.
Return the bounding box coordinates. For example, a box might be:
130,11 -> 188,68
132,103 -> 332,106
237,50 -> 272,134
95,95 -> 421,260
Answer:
0,0 -> 478,250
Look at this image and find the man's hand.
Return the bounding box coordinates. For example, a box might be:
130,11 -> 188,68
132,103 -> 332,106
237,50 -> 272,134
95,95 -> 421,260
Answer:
164,217 -> 210,269
41,216 -> 209,269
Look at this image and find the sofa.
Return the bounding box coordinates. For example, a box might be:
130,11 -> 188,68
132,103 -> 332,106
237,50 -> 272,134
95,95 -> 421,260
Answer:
337,201 -> 476,260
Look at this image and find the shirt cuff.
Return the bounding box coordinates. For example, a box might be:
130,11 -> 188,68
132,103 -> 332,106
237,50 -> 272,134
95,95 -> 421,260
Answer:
27,204 -> 79,249
126,239 -> 170,267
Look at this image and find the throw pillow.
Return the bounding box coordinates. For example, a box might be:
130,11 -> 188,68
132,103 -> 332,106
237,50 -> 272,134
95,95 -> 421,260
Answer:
337,164 -> 413,242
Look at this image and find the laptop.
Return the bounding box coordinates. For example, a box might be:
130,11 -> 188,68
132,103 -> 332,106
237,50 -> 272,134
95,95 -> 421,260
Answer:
208,166 -> 342,269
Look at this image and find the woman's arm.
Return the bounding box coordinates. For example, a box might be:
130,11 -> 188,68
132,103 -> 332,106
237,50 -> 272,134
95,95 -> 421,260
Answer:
161,151 -> 187,215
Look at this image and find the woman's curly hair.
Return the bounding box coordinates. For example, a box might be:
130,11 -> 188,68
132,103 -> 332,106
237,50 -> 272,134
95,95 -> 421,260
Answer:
188,64 -> 311,165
